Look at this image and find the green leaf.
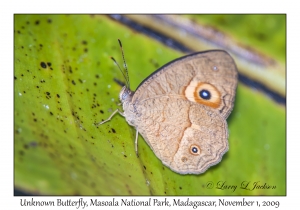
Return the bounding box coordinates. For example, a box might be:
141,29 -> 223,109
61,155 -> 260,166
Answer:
14,14 -> 285,195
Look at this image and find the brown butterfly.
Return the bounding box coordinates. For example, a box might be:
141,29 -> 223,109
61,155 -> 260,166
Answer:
99,40 -> 238,174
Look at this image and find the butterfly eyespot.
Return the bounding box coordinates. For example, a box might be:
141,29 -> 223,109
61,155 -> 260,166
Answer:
199,89 -> 211,100
213,66 -> 218,71
181,156 -> 188,162
192,147 -> 198,153
184,82 -> 221,108
190,144 -> 201,155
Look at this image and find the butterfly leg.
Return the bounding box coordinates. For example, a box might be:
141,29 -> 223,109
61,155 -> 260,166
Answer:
96,109 -> 124,125
135,129 -> 139,156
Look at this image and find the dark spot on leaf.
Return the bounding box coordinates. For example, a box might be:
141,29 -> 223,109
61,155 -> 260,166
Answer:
40,62 -> 47,69
84,48 -> 88,52
93,82 -> 97,86
86,88 -> 89,92
82,40 -> 87,45
14,76 -> 17,80
56,94 -> 60,98
19,150 -> 25,156
50,112 -> 53,115
78,79 -> 83,83
143,165 -> 146,170
100,110 -> 104,114
47,62 -> 51,67
179,186 -> 182,190
72,80 -> 76,85
36,86 -> 39,88
29,141 -> 38,147
23,144 -> 29,149
124,155 -> 127,158
46,92 -> 50,95
33,118 -> 37,122
111,128 -> 116,133
95,74 -> 99,78
39,44 -> 43,48
47,19 -> 52,23
35,20 -> 40,25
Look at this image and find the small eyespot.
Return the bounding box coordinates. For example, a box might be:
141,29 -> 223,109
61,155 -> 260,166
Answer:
199,89 -> 211,100
213,66 -> 218,71
190,144 -> 201,155
181,157 -> 188,162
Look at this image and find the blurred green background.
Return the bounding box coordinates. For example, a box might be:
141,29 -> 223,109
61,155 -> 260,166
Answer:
14,14 -> 285,195
185,14 -> 286,63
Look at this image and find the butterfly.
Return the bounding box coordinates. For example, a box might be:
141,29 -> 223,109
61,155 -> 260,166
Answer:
98,40 -> 238,174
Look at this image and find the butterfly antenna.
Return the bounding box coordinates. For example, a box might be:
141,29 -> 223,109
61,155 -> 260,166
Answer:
110,57 -> 129,89
118,39 -> 130,89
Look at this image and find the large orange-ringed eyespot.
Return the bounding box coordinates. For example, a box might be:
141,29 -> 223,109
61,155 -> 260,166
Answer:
184,81 -> 221,109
